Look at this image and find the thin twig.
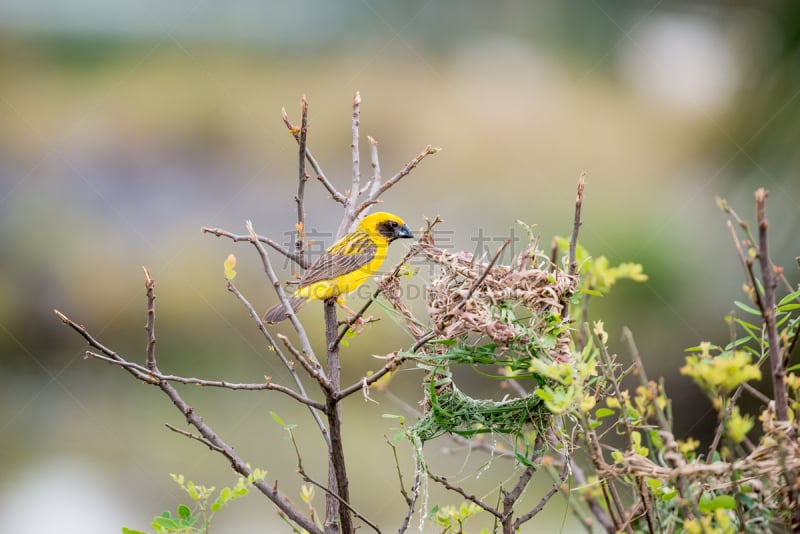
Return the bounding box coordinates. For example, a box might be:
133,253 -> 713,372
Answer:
85,349 -> 323,409
354,144 -> 440,218
165,423 -> 224,452
569,174 -> 586,278
282,106 -> 345,206
331,242 -> 419,351
336,91 -> 363,239
278,334 -> 331,393
515,461 -> 569,528
501,435 -> 544,530
336,353 -> 407,401
387,435 -> 421,534
245,220 -> 319,368
562,174 -> 585,327
295,95 -> 309,254
143,266 -> 157,371
226,279 -> 331,443
427,472 -> 502,520
755,188 -> 789,422
55,310 -> 154,383
202,226 -> 310,269
58,290 -> 322,533
363,136 -> 382,201
83,350 -> 157,382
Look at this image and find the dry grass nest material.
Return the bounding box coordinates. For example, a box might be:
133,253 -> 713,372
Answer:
379,234 -> 579,443
418,240 -> 577,362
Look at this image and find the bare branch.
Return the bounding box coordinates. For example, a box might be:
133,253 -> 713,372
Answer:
202,226 -> 310,269
55,310 -> 153,383
143,266 -> 157,371
278,334 -> 331,393
282,105 -> 346,206
725,220 -> 765,314
515,461 -> 569,528
331,242 -> 420,351
245,220 -> 320,368
755,188 -> 789,422
335,92 -> 363,239
336,353 -> 406,402
165,423 -> 223,452
354,144 -> 440,218
355,135 -> 382,220
388,435 -> 421,534
295,95 -> 309,254
159,376 -> 322,533
59,287 -> 322,533
427,471 -> 502,520
226,278 -> 331,444
84,350 -> 157,382
568,174 -> 586,278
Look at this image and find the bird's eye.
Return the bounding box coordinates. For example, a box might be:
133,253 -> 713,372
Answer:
389,220 -> 398,228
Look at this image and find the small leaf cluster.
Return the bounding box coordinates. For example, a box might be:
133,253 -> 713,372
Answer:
427,502 -> 486,534
122,472 -> 262,534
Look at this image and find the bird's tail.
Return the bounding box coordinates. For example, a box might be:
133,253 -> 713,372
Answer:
263,296 -> 307,324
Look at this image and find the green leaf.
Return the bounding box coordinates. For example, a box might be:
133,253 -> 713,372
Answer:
778,289 -> 800,307
177,505 -> 191,520
152,515 -> 180,529
698,494 -> 737,512
224,254 -> 237,281
722,336 -> 750,351
594,407 -> 615,419
186,481 -> 199,500
270,411 -> 285,427
778,303 -> 800,312
661,488 -> 679,501
734,300 -> 761,316
122,529 -> 149,534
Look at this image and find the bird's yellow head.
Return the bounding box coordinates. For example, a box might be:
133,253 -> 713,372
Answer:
357,212 -> 414,243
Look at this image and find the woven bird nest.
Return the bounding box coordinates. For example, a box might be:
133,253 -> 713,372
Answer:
380,229 -> 579,444
420,241 -> 576,363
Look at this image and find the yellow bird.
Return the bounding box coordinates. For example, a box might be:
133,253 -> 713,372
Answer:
263,212 -> 414,323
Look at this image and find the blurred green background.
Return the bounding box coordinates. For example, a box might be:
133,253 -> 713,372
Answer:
2,1 -> 799,532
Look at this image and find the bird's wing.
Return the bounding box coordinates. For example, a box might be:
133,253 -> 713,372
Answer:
299,232 -> 378,288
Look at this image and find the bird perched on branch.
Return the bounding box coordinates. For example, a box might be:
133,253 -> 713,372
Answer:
263,212 -> 414,323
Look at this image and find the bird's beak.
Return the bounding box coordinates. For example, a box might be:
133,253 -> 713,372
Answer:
395,224 -> 414,239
